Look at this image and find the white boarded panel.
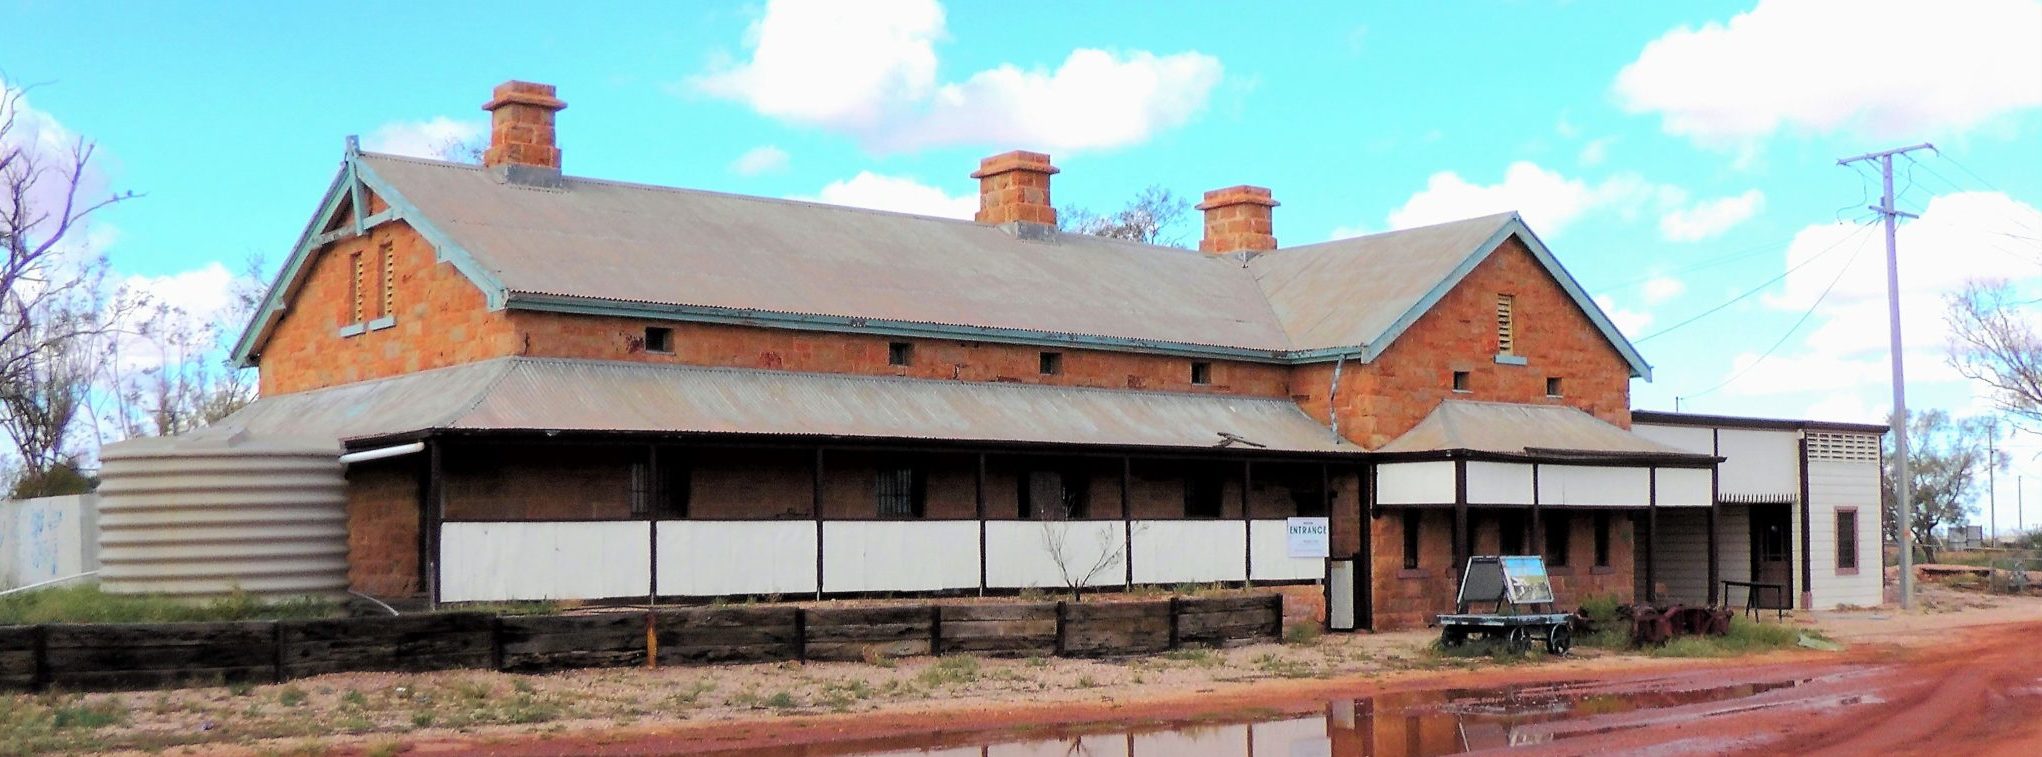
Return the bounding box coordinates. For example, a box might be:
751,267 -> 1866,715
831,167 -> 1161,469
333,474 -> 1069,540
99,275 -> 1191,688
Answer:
1250,520 -> 1324,580
1537,465 -> 1649,507
656,520 -> 817,596
1466,461 -> 1534,505
822,521 -> 979,593
1252,716 -> 1331,757
1132,520 -> 1246,584
1376,461 -> 1455,505
1807,459 -> 1882,608
1719,428 -> 1800,499
985,520 -> 1124,589
1655,467 -> 1714,507
1718,505 -> 1752,583
1631,423 -> 1715,454
441,521 -> 649,602
1651,508 -> 1712,604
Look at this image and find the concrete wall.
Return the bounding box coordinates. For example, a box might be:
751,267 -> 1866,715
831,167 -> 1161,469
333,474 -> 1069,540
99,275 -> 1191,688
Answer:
0,494 -> 98,590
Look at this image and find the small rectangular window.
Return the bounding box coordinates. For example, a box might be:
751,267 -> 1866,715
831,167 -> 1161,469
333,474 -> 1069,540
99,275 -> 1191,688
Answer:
1496,294 -> 1516,355
1836,508 -> 1859,571
1593,511 -> 1612,568
1498,510 -> 1527,556
1185,471 -> 1224,518
1452,371 -> 1471,392
1402,509 -> 1422,570
1544,511 -> 1571,567
1039,351 -> 1063,375
644,327 -> 674,354
888,341 -> 913,366
657,451 -> 691,518
1019,468 -> 1088,520
1546,377 -> 1563,397
1190,361 -> 1212,385
876,466 -> 925,518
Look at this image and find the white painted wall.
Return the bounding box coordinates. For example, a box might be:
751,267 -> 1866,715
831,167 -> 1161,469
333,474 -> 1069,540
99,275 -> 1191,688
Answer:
655,520 -> 817,597
440,521 -> 650,602
821,521 -> 980,593
1632,423 -> 1715,455
1807,459 -> 1883,608
1650,508 -> 1712,604
1375,461 -> 1456,505
1719,428 -> 1800,500
0,494 -> 98,590
1537,465 -> 1649,507
985,520 -> 1124,589
1135,724 -> 1250,754
1719,505 -> 1752,584
1466,462 -> 1534,505
1131,520 -> 1246,584
1251,716 -> 1331,756
1249,519 -> 1324,580
1655,468 -> 1713,508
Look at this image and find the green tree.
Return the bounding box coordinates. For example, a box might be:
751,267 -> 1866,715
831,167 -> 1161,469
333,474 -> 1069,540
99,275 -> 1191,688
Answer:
1882,410 -> 2000,559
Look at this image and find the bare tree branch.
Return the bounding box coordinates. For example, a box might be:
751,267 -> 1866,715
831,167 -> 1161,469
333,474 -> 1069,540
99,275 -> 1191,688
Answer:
1946,278 -> 2042,430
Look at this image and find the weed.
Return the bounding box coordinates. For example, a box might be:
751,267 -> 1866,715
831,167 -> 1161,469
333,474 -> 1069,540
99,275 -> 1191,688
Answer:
0,585 -> 336,624
339,689 -> 368,708
1163,647 -> 1221,667
364,741 -> 402,757
1251,653 -> 1317,678
762,691 -> 798,710
667,679 -> 717,707
49,697 -> 127,730
512,678 -> 536,694
411,710 -> 436,728
227,680 -> 255,698
861,645 -> 897,668
1074,675 -> 1098,689
1283,621 -> 1323,646
916,655 -> 981,687
277,686 -> 308,708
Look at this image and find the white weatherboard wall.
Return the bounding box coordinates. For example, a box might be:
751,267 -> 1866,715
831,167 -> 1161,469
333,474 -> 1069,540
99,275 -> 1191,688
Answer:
1251,717 -> 1332,756
1466,462 -> 1533,505
1655,468 -> 1713,507
985,520 -> 1123,589
1132,520 -> 1245,584
1633,423 -> 1715,455
1537,465 -> 1649,507
1376,461 -> 1455,505
656,520 -> 817,596
441,521 -> 650,602
1808,459 -> 1882,608
1249,520 -> 1324,580
1650,508 -> 1712,604
822,521 -> 979,593
1719,428 -> 1800,499
1718,506 -> 1753,584
0,495 -> 98,590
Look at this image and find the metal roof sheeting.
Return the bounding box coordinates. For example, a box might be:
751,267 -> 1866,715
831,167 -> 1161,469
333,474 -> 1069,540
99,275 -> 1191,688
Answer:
219,358 -> 1354,454
1378,400 -> 1701,457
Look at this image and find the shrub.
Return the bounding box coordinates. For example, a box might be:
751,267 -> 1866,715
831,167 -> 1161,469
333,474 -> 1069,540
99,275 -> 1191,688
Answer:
1283,621 -> 1323,646
0,585 -> 336,625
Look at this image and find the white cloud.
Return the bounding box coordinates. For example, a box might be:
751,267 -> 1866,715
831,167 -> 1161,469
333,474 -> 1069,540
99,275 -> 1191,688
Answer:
1642,275 -> 1687,305
730,145 -> 791,176
364,116 -> 483,160
692,0 -> 1222,152
1615,0 -> 2042,145
801,172 -> 975,219
1660,189 -> 1765,242
1595,294 -> 1654,337
123,263 -> 238,326
1384,162 -> 1692,237
1578,137 -> 1612,167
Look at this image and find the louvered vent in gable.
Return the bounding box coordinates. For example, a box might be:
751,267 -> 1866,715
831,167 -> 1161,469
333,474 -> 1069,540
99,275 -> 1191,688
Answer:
1497,294 -> 1516,355
1808,432 -> 1879,462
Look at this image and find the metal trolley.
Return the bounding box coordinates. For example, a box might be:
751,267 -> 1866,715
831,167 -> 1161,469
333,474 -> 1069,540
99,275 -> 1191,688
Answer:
1436,555 -> 1572,655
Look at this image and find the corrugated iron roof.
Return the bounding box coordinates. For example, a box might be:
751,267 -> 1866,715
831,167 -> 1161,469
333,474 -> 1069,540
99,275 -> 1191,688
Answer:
1250,214 -> 1517,351
218,358 -> 1355,454
1377,400 -> 1699,457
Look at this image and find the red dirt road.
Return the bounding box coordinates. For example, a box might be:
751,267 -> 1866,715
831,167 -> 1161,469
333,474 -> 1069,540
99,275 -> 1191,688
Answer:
418,619 -> 2042,756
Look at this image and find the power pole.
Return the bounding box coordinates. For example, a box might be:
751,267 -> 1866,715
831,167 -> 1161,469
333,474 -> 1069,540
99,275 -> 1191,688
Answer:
1838,142 -> 1935,610
1986,418 -> 1998,546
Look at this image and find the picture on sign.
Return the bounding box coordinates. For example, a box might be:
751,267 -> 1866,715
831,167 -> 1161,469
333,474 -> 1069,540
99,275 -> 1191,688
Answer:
1499,555 -> 1555,604
1286,517 -> 1330,558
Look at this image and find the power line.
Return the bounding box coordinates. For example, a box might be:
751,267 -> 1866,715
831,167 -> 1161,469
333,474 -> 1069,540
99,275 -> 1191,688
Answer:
1633,220 -> 1877,344
1677,232 -> 1871,401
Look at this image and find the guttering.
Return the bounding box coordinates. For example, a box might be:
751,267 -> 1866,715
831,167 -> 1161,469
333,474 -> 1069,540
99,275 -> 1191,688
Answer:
338,441 -> 426,465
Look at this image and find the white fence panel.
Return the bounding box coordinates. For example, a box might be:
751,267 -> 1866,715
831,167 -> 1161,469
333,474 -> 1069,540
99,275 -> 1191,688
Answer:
440,521 -> 650,602
1719,428 -> 1800,500
985,520 -> 1123,589
1375,462 -> 1456,505
1537,465 -> 1649,507
822,521 -> 979,593
1655,467 -> 1713,507
1249,520 -> 1323,580
1132,520 -> 1245,585
656,520 -> 817,596
1466,462 -> 1534,505
1,494 -> 98,590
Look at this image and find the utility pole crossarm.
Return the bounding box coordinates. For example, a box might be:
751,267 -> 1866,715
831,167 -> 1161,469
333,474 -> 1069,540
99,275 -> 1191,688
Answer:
1837,141 -> 1935,612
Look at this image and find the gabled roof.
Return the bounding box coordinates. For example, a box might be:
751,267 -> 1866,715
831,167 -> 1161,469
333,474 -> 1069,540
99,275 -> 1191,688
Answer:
234,150 -> 1652,379
215,357 -> 1356,454
1379,400 -> 1700,458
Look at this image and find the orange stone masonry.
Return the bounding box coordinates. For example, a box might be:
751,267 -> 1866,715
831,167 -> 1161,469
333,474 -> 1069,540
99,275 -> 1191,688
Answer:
971,150 -> 1058,226
481,80 -> 566,171
1196,185 -> 1279,253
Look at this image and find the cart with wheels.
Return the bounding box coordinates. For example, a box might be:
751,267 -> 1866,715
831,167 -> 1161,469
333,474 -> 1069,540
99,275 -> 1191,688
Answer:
1435,555 -> 1573,655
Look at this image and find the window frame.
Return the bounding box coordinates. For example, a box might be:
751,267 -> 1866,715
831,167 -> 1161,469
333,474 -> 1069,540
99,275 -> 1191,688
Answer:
644,326 -> 675,354
887,341 -> 914,367
1451,370 -> 1471,393
1544,511 -> 1571,568
1189,361 -> 1213,386
1593,511 -> 1612,568
1545,377 -> 1563,397
1835,507 -> 1860,574
875,465 -> 927,518
1038,351 -> 1063,376
1401,509 -> 1422,571
1184,470 -> 1225,518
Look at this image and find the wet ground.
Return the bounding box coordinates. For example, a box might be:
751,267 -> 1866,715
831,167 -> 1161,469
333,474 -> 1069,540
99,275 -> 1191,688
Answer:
428,617 -> 2042,757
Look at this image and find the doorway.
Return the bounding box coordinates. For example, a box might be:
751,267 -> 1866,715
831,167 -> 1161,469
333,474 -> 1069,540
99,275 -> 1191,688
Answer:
1750,505 -> 1794,606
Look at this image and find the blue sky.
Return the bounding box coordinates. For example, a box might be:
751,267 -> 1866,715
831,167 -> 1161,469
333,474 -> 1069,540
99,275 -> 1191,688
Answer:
8,1 -> 2042,524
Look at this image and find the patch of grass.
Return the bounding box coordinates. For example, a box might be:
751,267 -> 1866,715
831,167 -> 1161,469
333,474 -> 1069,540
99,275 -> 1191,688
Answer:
1283,621 -> 1322,646
761,691 -> 798,710
442,601 -> 560,616
1162,647 -> 1222,667
1251,653 -> 1317,678
1647,617 -> 1806,658
276,686 -> 308,708
916,655 -> 981,687
1073,675 -> 1099,689
860,645 -> 897,668
0,585 -> 336,624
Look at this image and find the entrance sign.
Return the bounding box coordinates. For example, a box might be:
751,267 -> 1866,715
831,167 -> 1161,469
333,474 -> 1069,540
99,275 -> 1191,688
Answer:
1286,517 -> 1331,558
1499,555 -> 1556,604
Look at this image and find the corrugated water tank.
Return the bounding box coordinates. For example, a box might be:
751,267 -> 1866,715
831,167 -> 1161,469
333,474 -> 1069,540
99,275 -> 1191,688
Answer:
97,431 -> 347,599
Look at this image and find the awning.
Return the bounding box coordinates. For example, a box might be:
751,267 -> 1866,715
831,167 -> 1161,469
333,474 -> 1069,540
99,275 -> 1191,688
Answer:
1373,401 -> 1714,508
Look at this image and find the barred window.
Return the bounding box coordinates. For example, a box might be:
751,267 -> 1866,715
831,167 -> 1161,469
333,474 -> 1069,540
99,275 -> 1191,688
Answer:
876,466 -> 925,518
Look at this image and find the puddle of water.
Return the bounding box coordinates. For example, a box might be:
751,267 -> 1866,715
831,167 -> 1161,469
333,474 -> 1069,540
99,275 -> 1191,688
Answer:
709,676 -> 1844,757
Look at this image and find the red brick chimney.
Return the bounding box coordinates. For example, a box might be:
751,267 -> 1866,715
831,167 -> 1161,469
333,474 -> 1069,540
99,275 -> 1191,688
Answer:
971,151 -> 1059,228
1197,185 -> 1279,254
481,81 -> 567,172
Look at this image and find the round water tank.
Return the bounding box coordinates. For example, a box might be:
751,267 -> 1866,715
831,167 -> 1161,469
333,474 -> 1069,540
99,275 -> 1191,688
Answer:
97,431 -> 348,599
